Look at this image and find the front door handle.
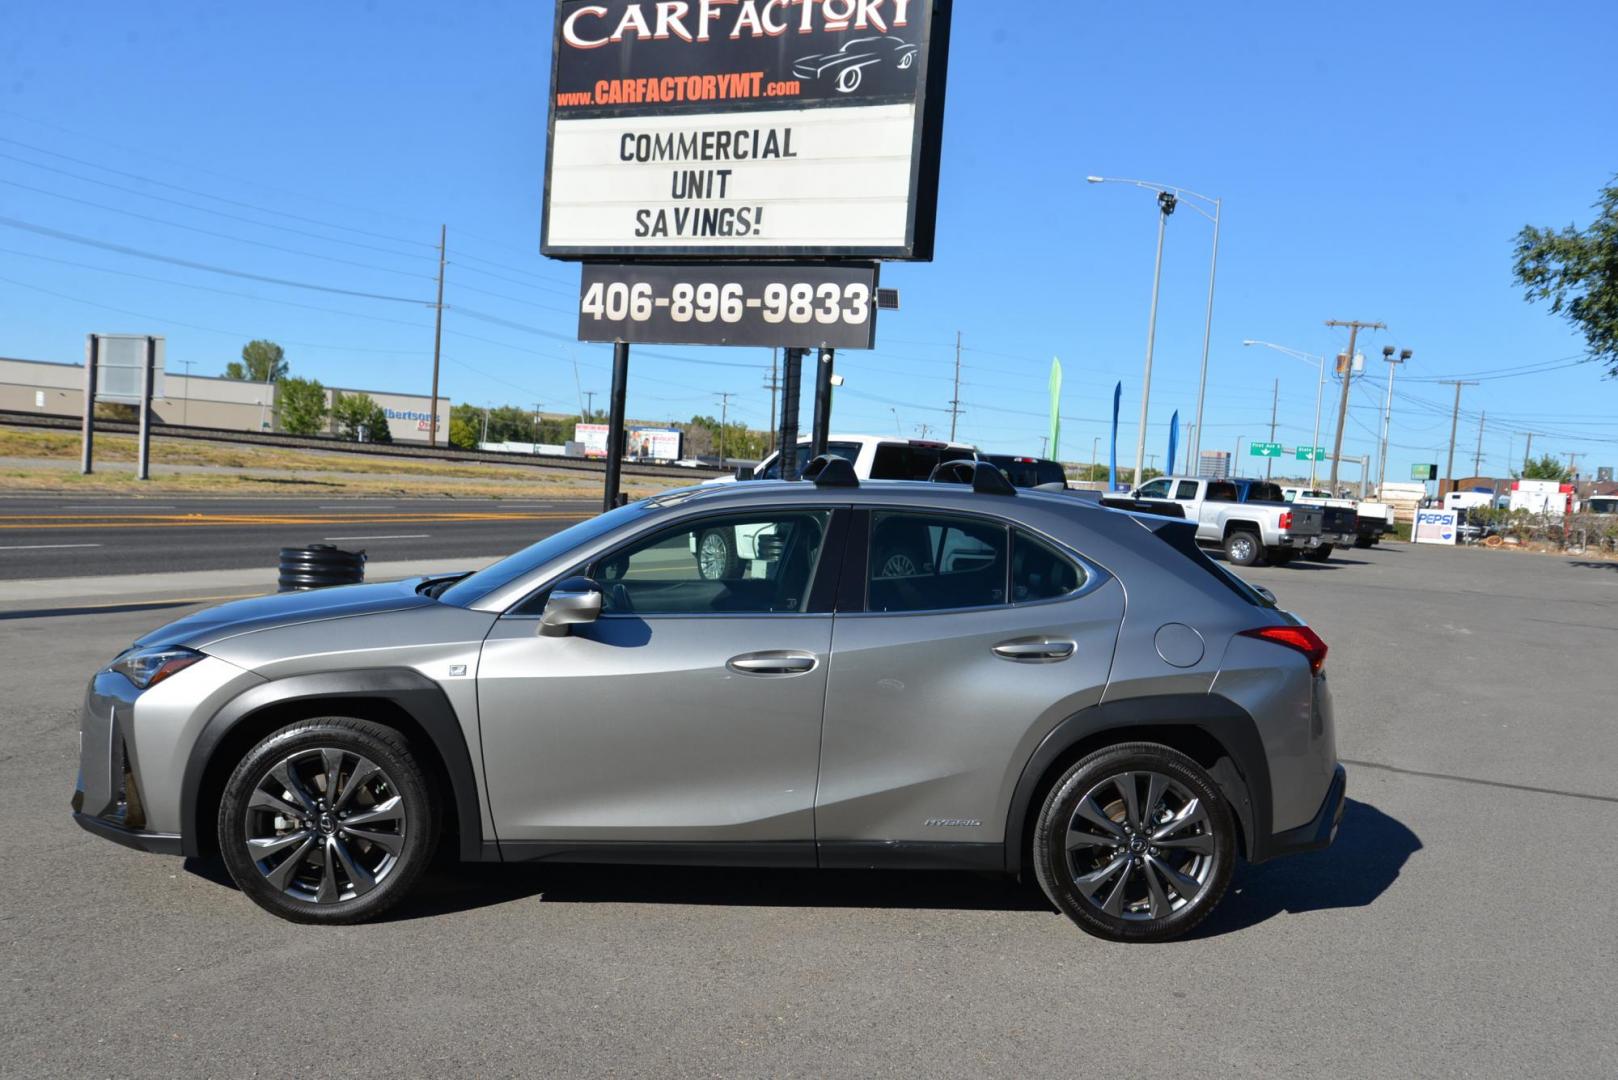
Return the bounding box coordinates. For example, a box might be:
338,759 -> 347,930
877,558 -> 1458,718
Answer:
727,652 -> 819,677
992,639 -> 1077,663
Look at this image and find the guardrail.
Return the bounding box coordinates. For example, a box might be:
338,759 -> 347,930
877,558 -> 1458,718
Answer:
0,409 -> 726,482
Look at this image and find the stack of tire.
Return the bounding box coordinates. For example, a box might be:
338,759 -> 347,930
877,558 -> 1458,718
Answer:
278,544 -> 366,592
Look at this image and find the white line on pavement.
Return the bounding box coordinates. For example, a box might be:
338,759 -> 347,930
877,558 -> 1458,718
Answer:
0,543 -> 105,550
321,534 -> 431,541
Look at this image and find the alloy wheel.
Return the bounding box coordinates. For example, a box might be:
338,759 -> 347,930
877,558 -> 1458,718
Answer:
697,532 -> 731,579
243,747 -> 407,904
1064,770 -> 1216,921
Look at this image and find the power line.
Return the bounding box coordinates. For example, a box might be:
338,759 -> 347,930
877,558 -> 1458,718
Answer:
0,215 -> 431,304
0,177 -> 436,283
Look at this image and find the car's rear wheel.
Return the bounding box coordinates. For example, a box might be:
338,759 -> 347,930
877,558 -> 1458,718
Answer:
1032,743 -> 1236,942
217,718 -> 437,924
1223,530 -> 1261,566
1305,544 -> 1334,562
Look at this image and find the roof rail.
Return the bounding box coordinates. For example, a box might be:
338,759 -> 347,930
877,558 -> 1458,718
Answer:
802,454 -> 859,487
928,459 -> 1017,496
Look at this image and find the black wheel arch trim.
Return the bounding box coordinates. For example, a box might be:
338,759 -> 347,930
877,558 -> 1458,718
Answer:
178,668 -> 485,861
1003,693 -> 1274,876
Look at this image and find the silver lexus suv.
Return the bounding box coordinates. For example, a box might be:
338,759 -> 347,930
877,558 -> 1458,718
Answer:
73,461 -> 1345,942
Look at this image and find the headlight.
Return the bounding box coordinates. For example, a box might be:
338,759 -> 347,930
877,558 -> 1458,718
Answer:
109,646 -> 205,690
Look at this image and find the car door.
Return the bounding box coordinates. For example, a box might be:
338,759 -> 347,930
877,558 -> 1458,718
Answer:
477,506 -> 846,857
815,509 -> 1125,856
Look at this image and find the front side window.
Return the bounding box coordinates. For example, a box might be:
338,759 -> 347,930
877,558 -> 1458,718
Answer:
591,511 -> 830,615
867,512 -> 1008,613
1137,479 -> 1172,499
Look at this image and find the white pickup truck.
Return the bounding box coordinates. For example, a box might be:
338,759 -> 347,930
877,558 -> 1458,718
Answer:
1132,476 -> 1325,566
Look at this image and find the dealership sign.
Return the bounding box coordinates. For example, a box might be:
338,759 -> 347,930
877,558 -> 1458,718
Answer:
1412,509 -> 1459,545
542,0 -> 952,260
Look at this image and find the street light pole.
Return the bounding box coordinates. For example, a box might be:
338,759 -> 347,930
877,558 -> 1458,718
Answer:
1377,347 -> 1412,493
1088,176 -> 1221,470
1132,191 -> 1176,487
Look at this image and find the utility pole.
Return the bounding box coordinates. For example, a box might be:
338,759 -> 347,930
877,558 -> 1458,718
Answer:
715,391 -> 735,469
1040,436 -> 1049,457
584,390 -> 597,420
532,402 -> 544,452
481,402 -> 491,445
916,423 -> 933,440
1266,378 -> 1279,481
948,331 -> 963,442
1440,380 -> 1478,493
1324,319 -> 1385,488
1092,436 -> 1100,482
1522,431 -> 1534,472
428,225 -> 446,447
1473,411 -> 1486,477
764,349 -> 780,455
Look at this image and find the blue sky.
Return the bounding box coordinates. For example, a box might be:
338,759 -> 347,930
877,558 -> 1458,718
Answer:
2,0 -> 1614,480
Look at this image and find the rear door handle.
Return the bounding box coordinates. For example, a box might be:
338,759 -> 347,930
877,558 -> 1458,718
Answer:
727,652 -> 819,677
992,639 -> 1076,663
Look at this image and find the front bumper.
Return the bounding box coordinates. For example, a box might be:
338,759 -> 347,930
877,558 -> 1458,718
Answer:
71,810 -> 183,855
1261,763 -> 1346,860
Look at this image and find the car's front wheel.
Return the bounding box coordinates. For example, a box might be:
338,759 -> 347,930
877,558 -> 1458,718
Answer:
217,717 -> 438,924
1032,743 -> 1236,942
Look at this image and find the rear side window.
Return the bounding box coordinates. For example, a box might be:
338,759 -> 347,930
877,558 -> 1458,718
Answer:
1012,530 -> 1086,602
1174,481 -> 1200,500
867,512 -> 1007,612
1206,482 -> 1238,502
871,443 -> 941,480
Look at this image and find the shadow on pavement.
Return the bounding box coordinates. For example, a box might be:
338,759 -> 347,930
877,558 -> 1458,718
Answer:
184,798 -> 1418,931
1191,798 -> 1420,938
1568,560 -> 1618,572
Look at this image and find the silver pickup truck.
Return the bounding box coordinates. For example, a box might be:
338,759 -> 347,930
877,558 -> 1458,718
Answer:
1132,476 -> 1325,566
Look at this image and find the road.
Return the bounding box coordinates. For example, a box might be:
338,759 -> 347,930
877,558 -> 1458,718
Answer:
2,543 -> 1615,1077
0,495 -> 595,579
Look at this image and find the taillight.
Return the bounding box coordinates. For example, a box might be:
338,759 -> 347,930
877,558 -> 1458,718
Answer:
1279,512 -> 1293,531
1240,624 -> 1328,675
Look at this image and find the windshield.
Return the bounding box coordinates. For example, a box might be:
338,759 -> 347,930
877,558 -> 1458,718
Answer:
436,500 -> 646,607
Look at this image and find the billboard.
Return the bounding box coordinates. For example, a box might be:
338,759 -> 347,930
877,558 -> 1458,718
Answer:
630,427 -> 683,462
575,422 -> 611,459
94,335 -> 164,404
1412,509 -> 1459,545
542,0 -> 952,260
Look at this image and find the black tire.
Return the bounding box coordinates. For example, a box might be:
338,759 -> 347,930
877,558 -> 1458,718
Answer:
217,717 -> 438,924
1032,743 -> 1237,943
695,527 -> 738,580
1353,536 -> 1373,549
1304,544 -> 1334,562
1222,530 -> 1262,567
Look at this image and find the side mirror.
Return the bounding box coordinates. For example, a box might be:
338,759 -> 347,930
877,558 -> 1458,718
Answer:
539,576 -> 603,637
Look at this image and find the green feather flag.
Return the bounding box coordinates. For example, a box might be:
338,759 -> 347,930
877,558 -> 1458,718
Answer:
1048,357 -> 1063,460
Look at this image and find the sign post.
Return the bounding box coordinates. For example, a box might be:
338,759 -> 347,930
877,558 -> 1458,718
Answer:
81,334 -> 99,475
812,346 -> 836,458
602,341 -> 630,512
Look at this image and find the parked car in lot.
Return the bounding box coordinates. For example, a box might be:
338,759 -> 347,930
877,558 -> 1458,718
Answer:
73,459 -> 1344,942
1132,476 -> 1325,566
1280,486 -> 1361,561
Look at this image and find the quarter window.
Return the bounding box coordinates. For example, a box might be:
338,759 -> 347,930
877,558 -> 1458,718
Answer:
1012,531 -> 1087,602
867,512 -> 1008,613
589,511 -> 830,615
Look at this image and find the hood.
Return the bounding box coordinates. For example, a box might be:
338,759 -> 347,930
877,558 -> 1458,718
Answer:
135,578 -> 437,650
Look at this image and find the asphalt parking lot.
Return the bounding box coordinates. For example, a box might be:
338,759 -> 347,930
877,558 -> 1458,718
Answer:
3,542 -> 1614,1078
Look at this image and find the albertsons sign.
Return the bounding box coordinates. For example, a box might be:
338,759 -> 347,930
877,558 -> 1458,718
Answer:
541,0 -> 953,261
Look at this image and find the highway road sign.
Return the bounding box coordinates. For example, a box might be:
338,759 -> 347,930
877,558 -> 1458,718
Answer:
1251,442 -> 1283,458
1296,446 -> 1326,461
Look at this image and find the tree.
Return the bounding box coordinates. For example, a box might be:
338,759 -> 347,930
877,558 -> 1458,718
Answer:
331,391 -> 392,443
224,340 -> 289,382
276,377 -> 328,435
1515,453 -> 1572,482
1514,177 -> 1618,377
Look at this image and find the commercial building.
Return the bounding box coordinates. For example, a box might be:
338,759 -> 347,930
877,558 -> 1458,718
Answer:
0,357 -> 450,444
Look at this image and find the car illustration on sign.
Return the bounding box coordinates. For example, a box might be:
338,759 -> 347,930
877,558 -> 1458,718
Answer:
793,35 -> 918,93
